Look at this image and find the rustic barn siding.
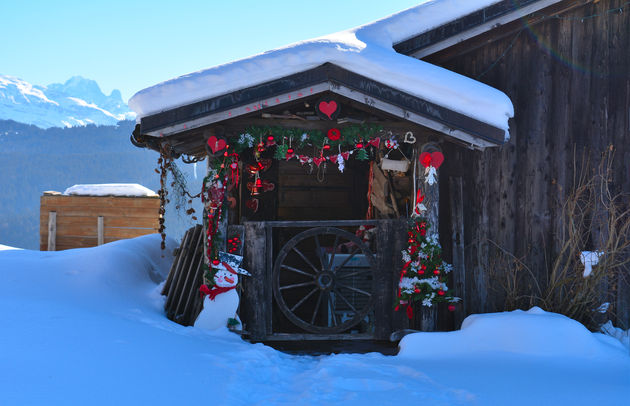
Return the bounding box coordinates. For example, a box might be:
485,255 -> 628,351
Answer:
430,0 -> 630,325
40,194 -> 160,250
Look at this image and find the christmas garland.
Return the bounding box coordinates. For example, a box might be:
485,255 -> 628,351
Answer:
396,215 -> 460,319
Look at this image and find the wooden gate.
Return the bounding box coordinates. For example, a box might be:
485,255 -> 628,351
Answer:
240,219 -> 407,341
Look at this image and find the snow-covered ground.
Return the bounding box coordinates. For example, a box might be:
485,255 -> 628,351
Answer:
1,235 -> 628,405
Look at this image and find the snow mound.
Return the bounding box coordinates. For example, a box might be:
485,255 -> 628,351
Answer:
0,243 -> 21,251
399,307 -> 627,359
63,183 -> 157,197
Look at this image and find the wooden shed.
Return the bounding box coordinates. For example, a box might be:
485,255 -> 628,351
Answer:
40,185 -> 160,251
128,0 -> 630,340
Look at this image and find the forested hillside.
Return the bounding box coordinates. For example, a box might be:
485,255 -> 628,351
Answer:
0,120 -> 202,249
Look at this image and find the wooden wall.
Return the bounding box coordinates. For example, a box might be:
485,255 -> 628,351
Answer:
430,0 -> 630,326
40,194 -> 160,251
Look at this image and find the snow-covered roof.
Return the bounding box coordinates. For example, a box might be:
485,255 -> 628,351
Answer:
63,184 -> 157,197
129,0 -> 514,141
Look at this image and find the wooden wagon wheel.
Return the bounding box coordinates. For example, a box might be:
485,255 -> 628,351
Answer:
272,227 -> 377,334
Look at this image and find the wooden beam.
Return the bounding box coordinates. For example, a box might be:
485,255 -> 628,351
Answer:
398,0 -> 563,59
47,211 -> 56,251
97,216 -> 104,246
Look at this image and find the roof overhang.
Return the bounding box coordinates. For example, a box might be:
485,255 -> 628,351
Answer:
393,0 -> 564,58
139,64 -> 506,149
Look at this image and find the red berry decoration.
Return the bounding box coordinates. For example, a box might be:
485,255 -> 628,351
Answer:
433,269 -> 440,275
267,135 -> 274,142
327,128 -> 341,141
438,289 -> 445,296
287,148 -> 294,154
212,259 -> 220,266
323,144 -> 331,151
356,142 -> 363,149
448,304 -> 456,312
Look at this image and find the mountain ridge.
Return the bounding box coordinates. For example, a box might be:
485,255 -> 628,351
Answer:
0,74 -> 135,129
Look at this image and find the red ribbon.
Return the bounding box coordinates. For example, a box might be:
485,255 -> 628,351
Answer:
199,284 -> 236,301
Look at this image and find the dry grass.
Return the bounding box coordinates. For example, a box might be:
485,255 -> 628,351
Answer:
489,147 -> 630,330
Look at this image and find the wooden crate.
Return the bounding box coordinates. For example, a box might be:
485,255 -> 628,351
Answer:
40,192 -> 160,251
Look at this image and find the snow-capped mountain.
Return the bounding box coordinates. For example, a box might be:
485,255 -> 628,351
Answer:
0,75 -> 135,128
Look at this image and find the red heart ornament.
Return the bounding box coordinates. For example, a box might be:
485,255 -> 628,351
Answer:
207,136 -> 227,154
318,101 -> 338,120
227,196 -> 237,209
368,137 -> 380,148
430,151 -> 444,169
286,151 -> 296,160
328,155 -> 338,164
313,157 -> 325,167
341,151 -> 350,160
298,155 -> 310,165
262,180 -> 275,192
245,198 -> 259,213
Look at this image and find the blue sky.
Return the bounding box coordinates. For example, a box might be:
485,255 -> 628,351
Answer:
1,0 -> 421,102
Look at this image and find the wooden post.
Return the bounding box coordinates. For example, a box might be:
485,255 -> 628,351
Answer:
241,222 -> 268,341
450,176 -> 466,329
47,211 -> 56,251
97,216 -> 104,246
415,150 -> 439,332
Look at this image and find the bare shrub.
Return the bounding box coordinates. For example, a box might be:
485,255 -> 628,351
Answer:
488,147 -> 630,330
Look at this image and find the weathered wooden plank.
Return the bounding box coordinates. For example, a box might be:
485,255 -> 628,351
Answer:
277,207 -> 354,221
241,222 -> 268,340
40,215 -> 158,229
47,211 -> 56,251
39,206 -> 158,218
449,176 -> 466,328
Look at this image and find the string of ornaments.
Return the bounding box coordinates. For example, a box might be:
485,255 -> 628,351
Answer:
395,150 -> 460,319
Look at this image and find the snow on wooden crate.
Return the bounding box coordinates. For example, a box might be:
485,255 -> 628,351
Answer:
39,184 -> 160,251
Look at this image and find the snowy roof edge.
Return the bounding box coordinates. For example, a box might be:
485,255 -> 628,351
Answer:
129,0 -> 515,140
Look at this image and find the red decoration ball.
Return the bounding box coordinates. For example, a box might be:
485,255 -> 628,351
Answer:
414,287 -> 420,293
448,304 -> 456,312
356,142 -> 363,149
323,144 -> 331,151
267,135 -> 274,142
287,148 -> 294,154
438,290 -> 445,296
433,269 -> 440,275
212,259 -> 220,266
327,128 -> 341,141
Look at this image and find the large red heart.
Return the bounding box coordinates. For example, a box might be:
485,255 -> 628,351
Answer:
419,151 -> 445,168
318,101 -> 338,120
328,155 -> 338,164
245,198 -> 259,213
207,136 -> 227,154
368,137 -> 380,148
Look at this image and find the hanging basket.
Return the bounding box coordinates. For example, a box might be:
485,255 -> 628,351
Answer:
380,148 -> 410,173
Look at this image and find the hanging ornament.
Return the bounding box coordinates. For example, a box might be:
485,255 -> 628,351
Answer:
419,151 -> 444,185
368,137 -> 380,148
266,134 -> 276,147
327,128 -> 341,141
245,198 -> 259,212
384,138 -> 399,149
251,172 -> 262,195
336,152 -> 345,173
403,131 -> 416,144
315,97 -> 340,120
206,135 -> 228,157
356,148 -> 369,161
313,156 -> 325,167
298,155 -> 310,165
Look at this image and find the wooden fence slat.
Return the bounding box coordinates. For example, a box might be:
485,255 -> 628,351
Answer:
47,211 -> 56,251
40,215 -> 158,229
